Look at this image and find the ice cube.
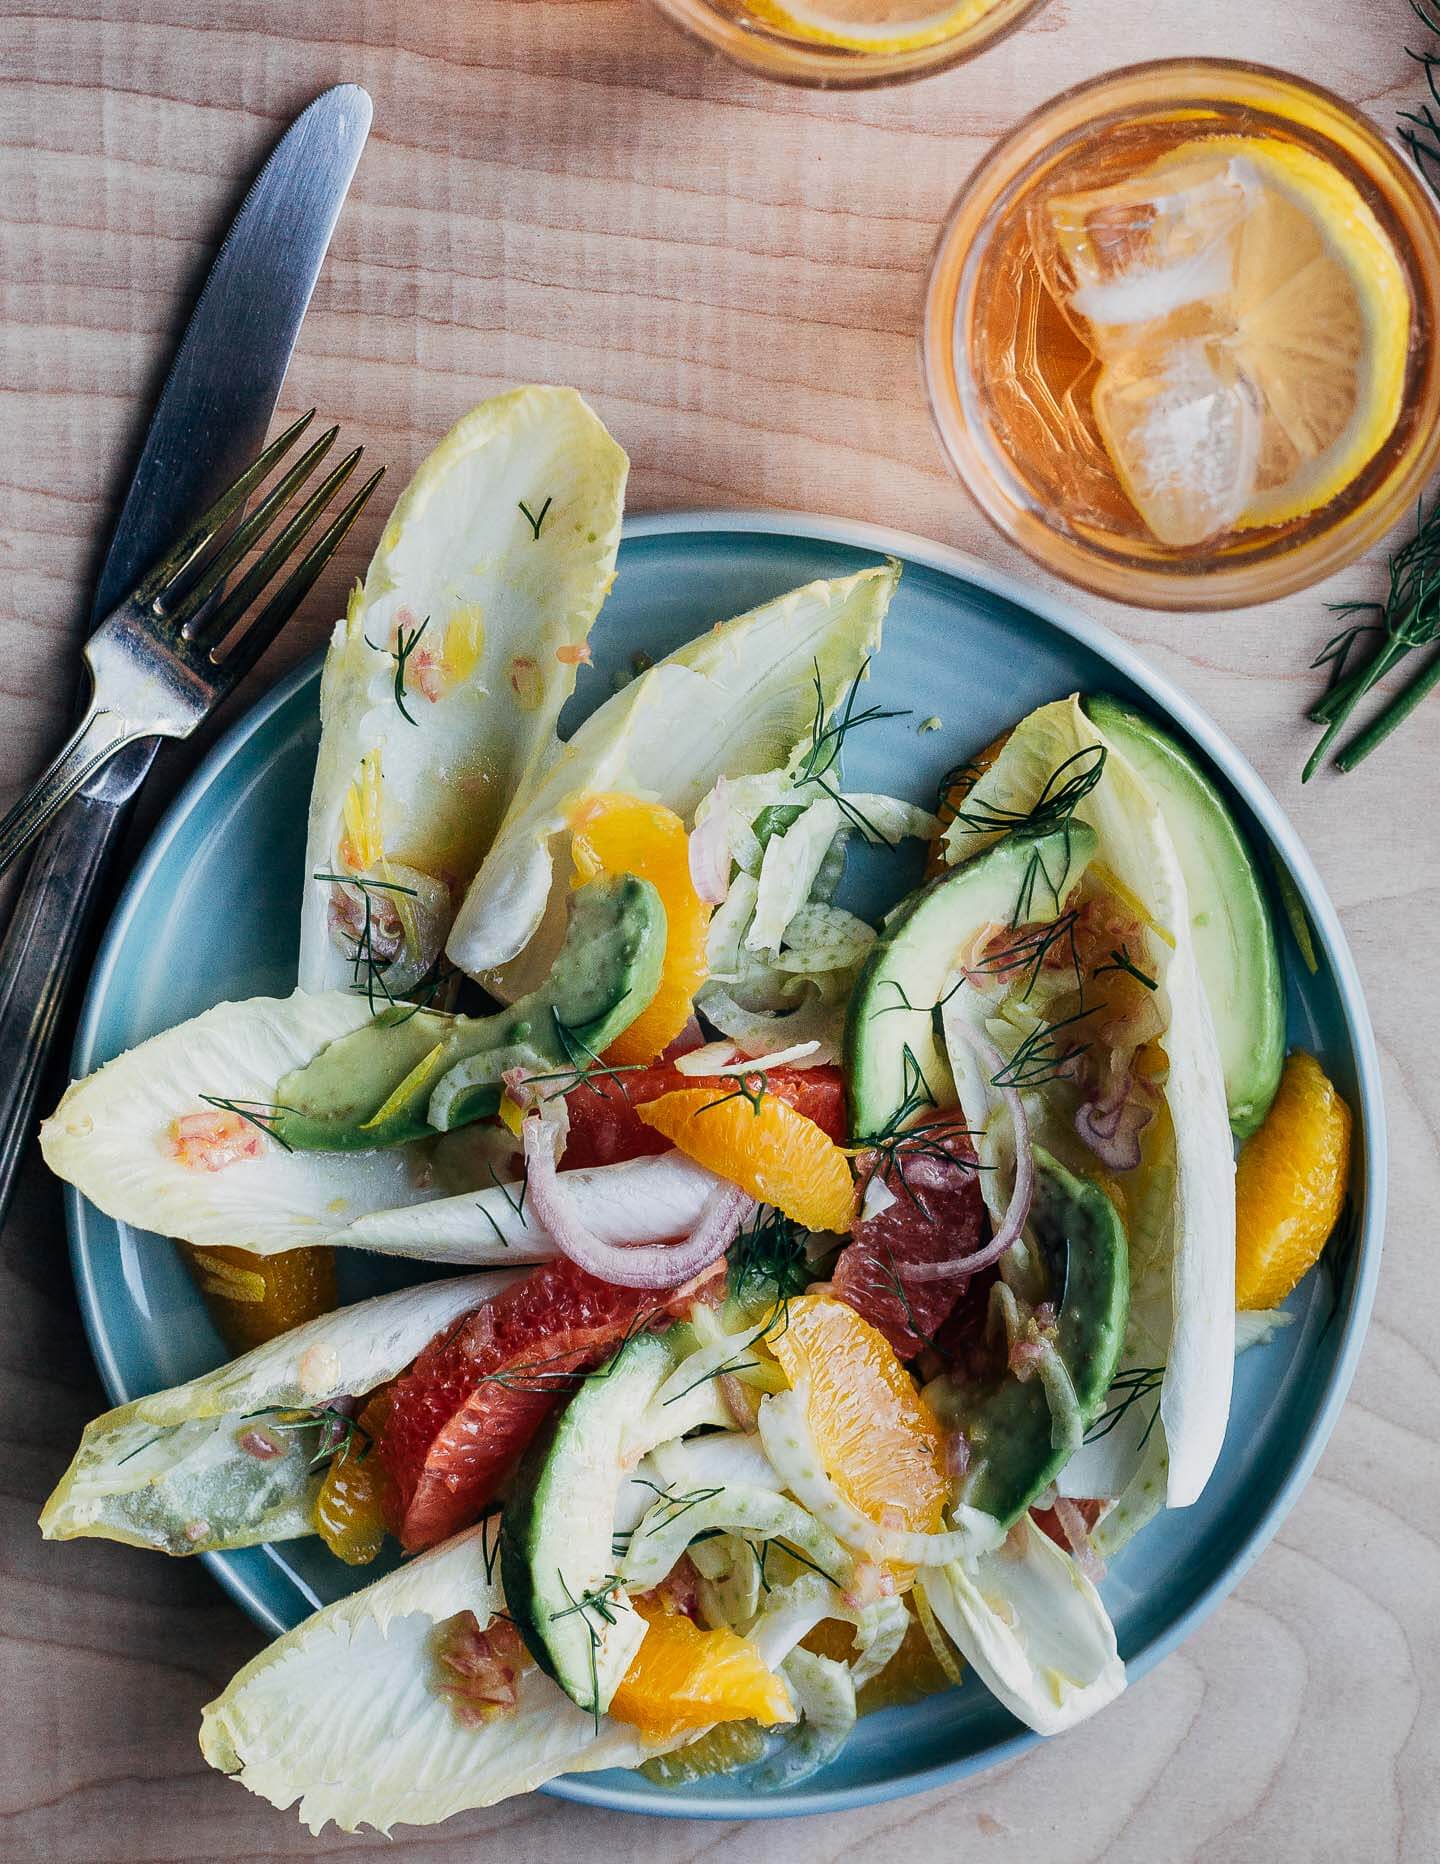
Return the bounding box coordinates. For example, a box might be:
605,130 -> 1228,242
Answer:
1032,152 -> 1258,349
1091,337 -> 1262,547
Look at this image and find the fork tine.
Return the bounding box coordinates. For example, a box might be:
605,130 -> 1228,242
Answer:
167,425 -> 340,636
131,408 -> 316,607
210,466 -> 385,686
187,447 -> 364,654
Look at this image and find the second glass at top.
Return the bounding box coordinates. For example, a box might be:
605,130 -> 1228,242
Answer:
925,61 -> 1440,608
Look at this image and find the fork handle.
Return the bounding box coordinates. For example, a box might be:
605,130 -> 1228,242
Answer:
0,782 -> 138,1234
0,704 -> 144,882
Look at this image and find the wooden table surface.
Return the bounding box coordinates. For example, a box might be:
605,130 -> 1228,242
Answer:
4,3 -> 1438,1859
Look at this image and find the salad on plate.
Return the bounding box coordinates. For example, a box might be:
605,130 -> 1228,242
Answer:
39,387 -> 1354,1834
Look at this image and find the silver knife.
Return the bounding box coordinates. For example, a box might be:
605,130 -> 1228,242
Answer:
0,84 -> 372,1230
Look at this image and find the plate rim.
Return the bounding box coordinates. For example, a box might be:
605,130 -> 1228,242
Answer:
64,507 -> 1386,1822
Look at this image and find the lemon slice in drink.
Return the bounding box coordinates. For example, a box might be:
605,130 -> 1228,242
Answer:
746,0 -> 999,54
1049,137 -> 1411,546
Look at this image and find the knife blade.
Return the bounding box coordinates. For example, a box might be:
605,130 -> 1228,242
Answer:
0,84 -> 372,1231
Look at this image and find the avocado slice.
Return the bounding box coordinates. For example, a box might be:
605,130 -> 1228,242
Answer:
960,1150 -> 1129,1528
271,873 -> 666,1150
1083,696 -> 1285,1137
844,822 -> 1098,1141
502,1331 -> 674,1715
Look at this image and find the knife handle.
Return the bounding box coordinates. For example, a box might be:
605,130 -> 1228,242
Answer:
0,787 -> 133,1232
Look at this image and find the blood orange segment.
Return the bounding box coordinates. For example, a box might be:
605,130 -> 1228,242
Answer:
570,793 -> 713,1065
609,1598 -> 794,1740
834,1125 -> 987,1357
563,1062 -> 848,1170
636,1086 -> 855,1233
768,1293 -> 947,1553
378,1259 -> 660,1552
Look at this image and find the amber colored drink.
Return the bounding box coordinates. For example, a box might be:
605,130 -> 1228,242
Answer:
924,62 -> 1440,609
648,0 -> 1046,88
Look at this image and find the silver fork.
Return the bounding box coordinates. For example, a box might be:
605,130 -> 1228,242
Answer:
0,409 -> 382,878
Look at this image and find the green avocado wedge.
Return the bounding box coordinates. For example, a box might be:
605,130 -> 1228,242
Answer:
1083,695 -> 1285,1138
843,822 -> 1098,1142
501,1331 -> 675,1715
270,874 -> 667,1150
960,1150 -> 1130,1529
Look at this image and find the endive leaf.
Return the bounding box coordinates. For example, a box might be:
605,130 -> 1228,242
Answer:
299,387 -> 628,991
944,696 -> 1235,1513
40,991 -> 437,1253
920,1522 -> 1125,1737
446,563 -> 901,991
200,1526 -> 671,1834
41,1275 -> 513,1555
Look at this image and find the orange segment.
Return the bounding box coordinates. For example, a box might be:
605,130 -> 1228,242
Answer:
1235,1051 -> 1352,1310
313,1388 -> 393,1566
570,792 -> 713,1065
609,1599 -> 795,1741
178,1242 -> 337,1352
639,1720 -> 768,1786
769,1293 -> 947,1542
804,1611 -> 960,1713
636,1087 -> 855,1233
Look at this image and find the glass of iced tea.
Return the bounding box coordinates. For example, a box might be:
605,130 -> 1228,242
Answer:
923,60 -> 1440,609
648,0 -> 1049,87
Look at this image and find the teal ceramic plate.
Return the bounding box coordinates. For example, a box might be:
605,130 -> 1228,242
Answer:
66,513 -> 1384,1820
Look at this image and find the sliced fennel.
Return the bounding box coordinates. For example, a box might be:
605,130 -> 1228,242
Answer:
299,387 -> 628,992
41,1275 -> 515,1555
620,1482 -> 850,1593
40,991 -> 439,1254
446,563 -> 900,992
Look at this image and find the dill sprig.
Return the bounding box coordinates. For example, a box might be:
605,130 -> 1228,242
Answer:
968,910 -> 1083,1002
949,745 -> 1106,841
196,1094 -> 297,1153
791,657 -> 911,846
365,615 -> 430,726
1084,1365 -> 1164,1447
551,1573 -> 627,1726
1093,944 -> 1157,992
518,495 -> 553,540
692,1069 -> 769,1118
854,1041 -> 939,1150
989,1003 -> 1095,1090
314,869 -> 422,1015
1302,493 -> 1440,777
480,1510 -> 503,1585
728,1205 -> 811,1302
520,1008 -> 644,1104
240,1403 -> 374,1471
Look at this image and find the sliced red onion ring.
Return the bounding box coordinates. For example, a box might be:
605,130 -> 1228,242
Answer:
521,1114 -> 753,1288
687,779 -> 731,904
906,1021 -> 1035,1283
1074,1080 -> 1153,1172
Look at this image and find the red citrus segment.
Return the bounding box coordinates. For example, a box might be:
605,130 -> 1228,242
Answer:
834,1125 -> 987,1357
562,1062 -> 847,1170
378,1258 -> 660,1552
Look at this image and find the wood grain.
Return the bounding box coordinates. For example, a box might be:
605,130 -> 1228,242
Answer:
2,2 -> 1438,1858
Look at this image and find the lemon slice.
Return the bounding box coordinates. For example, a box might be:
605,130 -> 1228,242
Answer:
1046,136 -> 1411,545
746,0 -> 999,54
